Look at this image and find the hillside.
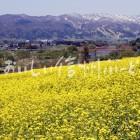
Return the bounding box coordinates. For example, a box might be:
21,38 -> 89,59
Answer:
0,14 -> 140,40
0,57 -> 140,139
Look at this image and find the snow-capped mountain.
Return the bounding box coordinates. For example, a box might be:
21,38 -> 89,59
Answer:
82,13 -> 140,23
0,13 -> 140,40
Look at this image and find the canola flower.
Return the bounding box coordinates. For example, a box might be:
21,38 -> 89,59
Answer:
0,57 -> 140,139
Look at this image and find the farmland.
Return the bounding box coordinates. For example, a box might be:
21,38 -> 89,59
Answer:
0,57 -> 140,139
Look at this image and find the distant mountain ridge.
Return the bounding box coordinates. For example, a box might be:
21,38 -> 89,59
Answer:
0,13 -> 140,40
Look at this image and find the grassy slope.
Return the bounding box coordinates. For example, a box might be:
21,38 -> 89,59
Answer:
0,57 -> 140,139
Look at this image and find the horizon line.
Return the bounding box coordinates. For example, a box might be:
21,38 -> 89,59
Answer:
0,12 -> 140,17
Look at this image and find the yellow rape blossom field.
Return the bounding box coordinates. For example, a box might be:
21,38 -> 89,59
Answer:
0,57 -> 140,139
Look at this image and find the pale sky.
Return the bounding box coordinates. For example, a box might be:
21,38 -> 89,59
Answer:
0,0 -> 140,16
